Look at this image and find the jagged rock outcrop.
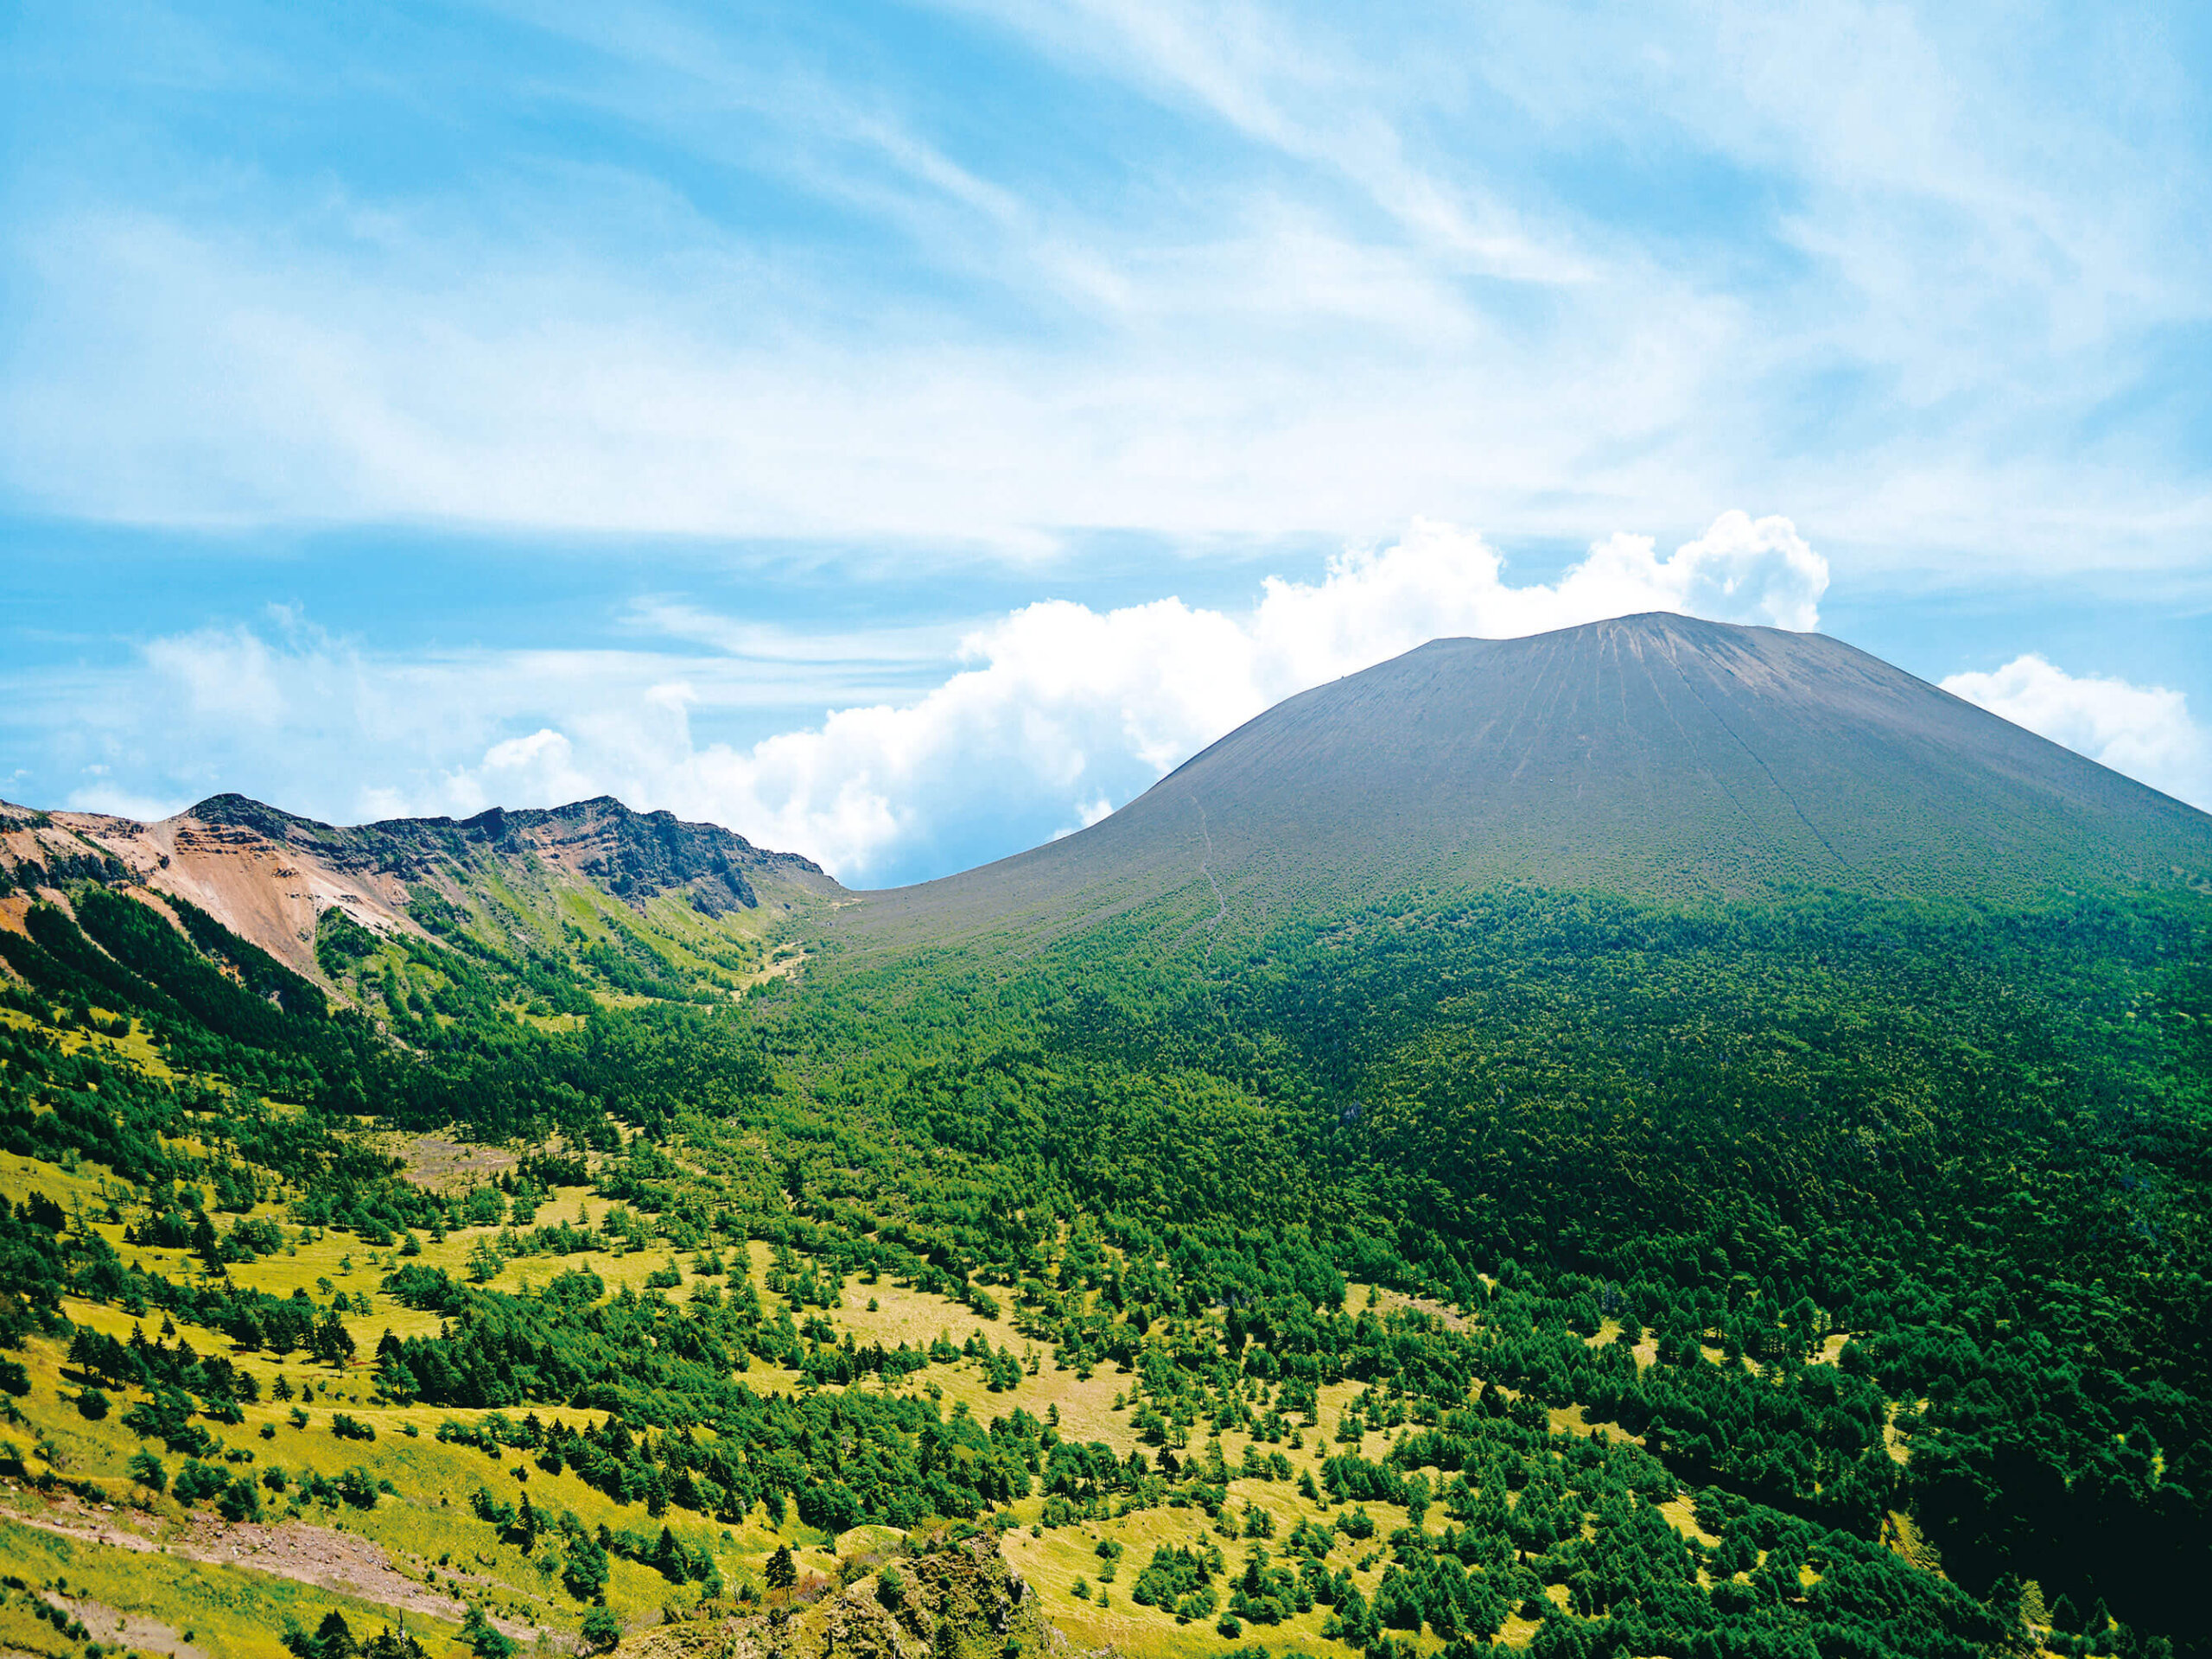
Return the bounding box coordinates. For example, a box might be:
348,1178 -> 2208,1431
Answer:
612,1535 -> 1082,1659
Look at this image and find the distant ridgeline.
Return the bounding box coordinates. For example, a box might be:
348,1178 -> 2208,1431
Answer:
0,617 -> 2207,1658
185,790 -> 814,915
0,791 -> 835,1131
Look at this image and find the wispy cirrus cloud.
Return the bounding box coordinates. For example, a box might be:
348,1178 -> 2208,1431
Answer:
3,1 -> 2209,582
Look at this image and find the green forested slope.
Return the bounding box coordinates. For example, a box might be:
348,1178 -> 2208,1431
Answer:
0,752 -> 2206,1654
781,885 -> 2212,1637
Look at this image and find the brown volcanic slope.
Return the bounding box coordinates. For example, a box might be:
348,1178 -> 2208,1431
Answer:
831,613 -> 2212,948
0,794 -> 842,984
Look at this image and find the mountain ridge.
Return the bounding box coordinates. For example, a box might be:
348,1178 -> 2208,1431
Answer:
0,791 -> 844,992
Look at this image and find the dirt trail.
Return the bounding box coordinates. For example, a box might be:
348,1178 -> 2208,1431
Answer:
173,1514 -> 483,1627
13,1502 -> 543,1645
1191,798 -> 1228,965
9,1504 -> 157,1554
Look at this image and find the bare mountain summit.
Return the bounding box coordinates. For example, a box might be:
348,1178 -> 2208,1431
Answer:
838,613 -> 2212,944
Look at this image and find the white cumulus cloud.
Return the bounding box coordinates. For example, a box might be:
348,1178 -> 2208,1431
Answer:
428,511 -> 1827,881
1942,655 -> 2210,810
42,512 -> 1830,884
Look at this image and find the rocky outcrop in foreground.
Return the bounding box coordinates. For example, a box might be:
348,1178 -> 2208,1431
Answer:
615,1533 -> 1088,1659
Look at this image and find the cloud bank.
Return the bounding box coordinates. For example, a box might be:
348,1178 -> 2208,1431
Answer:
1942,656 -> 2210,812
437,511 -> 1827,880
54,512 -> 1826,885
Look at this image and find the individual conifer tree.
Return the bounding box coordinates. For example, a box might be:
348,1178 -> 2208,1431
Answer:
766,1543 -> 798,1589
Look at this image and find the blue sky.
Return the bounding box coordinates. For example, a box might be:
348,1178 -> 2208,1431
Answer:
3,0 -> 2209,885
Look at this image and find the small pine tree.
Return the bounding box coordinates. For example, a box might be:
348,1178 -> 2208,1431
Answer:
766,1543 -> 798,1589
461,1604 -> 515,1659
654,1524 -> 684,1582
